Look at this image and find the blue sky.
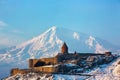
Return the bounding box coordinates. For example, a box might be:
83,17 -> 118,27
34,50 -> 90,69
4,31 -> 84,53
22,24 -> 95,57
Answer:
0,0 -> 120,48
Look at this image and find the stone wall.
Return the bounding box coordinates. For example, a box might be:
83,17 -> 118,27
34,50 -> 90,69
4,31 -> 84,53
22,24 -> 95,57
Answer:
33,66 -> 58,73
40,57 -> 58,64
11,68 -> 27,76
29,57 -> 58,69
29,59 -> 39,68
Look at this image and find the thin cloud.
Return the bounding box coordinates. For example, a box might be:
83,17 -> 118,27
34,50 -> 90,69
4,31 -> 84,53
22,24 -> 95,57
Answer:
0,34 -> 26,48
12,29 -> 24,34
0,37 -> 13,47
0,21 -> 7,27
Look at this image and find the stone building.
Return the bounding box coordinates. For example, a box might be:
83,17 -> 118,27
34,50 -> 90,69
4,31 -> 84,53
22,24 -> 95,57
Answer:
10,42 -> 114,75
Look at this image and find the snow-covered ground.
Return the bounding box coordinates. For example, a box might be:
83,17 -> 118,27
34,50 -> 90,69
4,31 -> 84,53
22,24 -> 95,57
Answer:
86,57 -> 120,80
4,73 -> 90,80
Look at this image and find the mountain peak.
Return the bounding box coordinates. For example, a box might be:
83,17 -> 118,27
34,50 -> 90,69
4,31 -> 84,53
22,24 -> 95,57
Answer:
51,26 -> 57,30
46,26 -> 57,32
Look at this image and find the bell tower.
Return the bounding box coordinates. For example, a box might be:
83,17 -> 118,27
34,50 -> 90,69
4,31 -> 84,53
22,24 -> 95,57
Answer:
61,42 -> 68,54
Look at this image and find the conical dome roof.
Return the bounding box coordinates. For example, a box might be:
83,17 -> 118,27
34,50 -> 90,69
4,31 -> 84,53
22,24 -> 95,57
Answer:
61,42 -> 68,54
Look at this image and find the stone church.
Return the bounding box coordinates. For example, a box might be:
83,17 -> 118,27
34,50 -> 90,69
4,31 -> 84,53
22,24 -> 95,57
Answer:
11,42 -> 114,75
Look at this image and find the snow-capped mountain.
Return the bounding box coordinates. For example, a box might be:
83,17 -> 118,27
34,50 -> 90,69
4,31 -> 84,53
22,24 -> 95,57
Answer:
0,26 -> 119,79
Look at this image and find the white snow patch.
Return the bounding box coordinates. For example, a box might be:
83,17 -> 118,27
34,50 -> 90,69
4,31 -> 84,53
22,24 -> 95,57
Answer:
5,73 -> 88,80
113,65 -> 120,77
73,32 -> 80,40
64,63 -> 77,67
86,36 -> 95,48
95,43 -> 108,53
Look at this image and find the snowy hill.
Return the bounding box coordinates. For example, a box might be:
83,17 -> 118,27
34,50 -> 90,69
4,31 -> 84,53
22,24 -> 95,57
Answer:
85,56 -> 120,80
0,26 -> 120,79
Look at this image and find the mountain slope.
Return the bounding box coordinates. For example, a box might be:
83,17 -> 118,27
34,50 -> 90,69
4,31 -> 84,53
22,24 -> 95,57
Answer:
0,26 -> 119,79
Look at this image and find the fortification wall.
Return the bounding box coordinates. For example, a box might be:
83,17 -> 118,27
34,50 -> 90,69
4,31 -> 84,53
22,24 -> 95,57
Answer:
11,68 -> 27,76
29,57 -> 58,69
39,57 -> 58,64
33,66 -> 58,73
